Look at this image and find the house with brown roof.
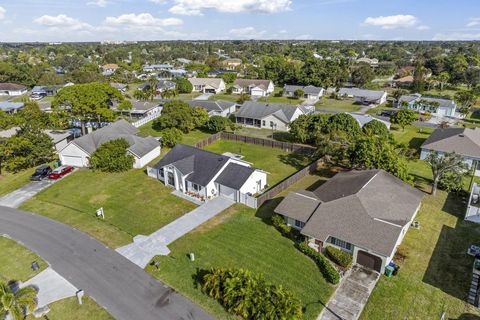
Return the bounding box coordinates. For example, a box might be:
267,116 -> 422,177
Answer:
420,127 -> 480,176
275,169 -> 423,273
0,83 -> 28,96
232,79 -> 274,97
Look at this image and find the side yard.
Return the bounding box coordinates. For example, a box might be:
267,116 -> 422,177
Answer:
0,168 -> 36,197
315,98 -> 362,113
138,124 -> 212,146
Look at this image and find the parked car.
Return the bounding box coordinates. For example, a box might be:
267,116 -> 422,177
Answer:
30,165 -> 52,181
48,165 -> 74,180
380,109 -> 397,117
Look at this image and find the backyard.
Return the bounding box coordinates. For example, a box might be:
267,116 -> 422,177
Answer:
315,97 -> 362,113
0,236 -> 112,320
147,172 -> 335,320
138,123 -> 212,146
0,167 -> 36,197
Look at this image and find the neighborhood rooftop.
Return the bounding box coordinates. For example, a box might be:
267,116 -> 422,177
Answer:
184,100 -> 235,113
338,88 -> 386,101
236,101 -> 310,123
421,127 -> 480,158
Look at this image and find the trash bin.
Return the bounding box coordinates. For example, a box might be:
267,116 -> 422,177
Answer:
385,265 -> 394,277
393,265 -> 400,276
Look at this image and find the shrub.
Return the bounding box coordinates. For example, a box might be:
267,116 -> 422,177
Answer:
201,268 -> 303,319
237,93 -> 251,104
159,128 -> 183,148
204,116 -> 232,133
90,138 -> 134,172
175,77 -> 193,93
325,246 -> 353,268
271,214 -> 301,241
297,243 -> 340,284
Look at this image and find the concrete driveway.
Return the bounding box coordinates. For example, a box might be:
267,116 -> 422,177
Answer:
0,206 -> 215,320
0,179 -> 56,208
194,93 -> 213,100
318,266 -> 379,320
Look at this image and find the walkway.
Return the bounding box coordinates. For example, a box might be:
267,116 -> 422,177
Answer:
0,206 -> 215,320
318,266 -> 379,320
117,196 -> 234,268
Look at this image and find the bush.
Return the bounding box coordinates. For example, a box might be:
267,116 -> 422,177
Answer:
237,93 -> 251,104
201,268 -> 303,319
204,116 -> 232,133
271,214 -> 301,241
325,246 -> 353,268
297,243 -> 340,284
159,128 -> 183,148
175,77 -> 193,93
90,138 -> 134,172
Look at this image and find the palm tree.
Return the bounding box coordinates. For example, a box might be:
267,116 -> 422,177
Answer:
0,282 -> 38,320
147,76 -> 159,101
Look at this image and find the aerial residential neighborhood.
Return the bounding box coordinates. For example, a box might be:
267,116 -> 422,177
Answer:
0,1 -> 480,320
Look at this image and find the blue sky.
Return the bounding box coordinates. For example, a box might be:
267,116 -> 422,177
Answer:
0,0 -> 479,42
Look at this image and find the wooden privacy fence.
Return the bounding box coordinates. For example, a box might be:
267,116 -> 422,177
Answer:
194,132 -> 315,155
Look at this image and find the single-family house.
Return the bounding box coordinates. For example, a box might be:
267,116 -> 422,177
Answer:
112,100 -> 161,119
346,113 -> 391,129
236,101 -> 313,131
420,127 -> 480,176
110,83 -> 128,93
176,58 -> 192,65
0,102 -> 24,114
275,169 -> 424,273
0,83 -> 28,96
143,64 -> 173,73
397,93 -> 457,117
102,64 -> 119,76
59,119 -> 160,168
232,79 -> 274,97
147,144 -> 267,202
283,85 -> 324,100
393,76 -> 414,87
207,69 -> 239,78
157,80 -> 176,93
338,88 -> 388,105
31,85 -> 60,97
0,127 -> 73,152
222,58 -> 242,69
356,57 -> 379,68
184,100 -> 236,117
188,78 -> 225,94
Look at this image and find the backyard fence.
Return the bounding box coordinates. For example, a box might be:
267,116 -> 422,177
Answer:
132,108 -> 162,128
194,132 -> 316,155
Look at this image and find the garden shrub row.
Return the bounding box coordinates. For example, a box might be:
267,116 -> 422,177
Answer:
325,246 -> 353,268
271,214 -> 302,241
298,243 -> 340,284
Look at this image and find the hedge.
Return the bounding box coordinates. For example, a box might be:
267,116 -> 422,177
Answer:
298,243 -> 340,284
271,214 -> 301,241
325,246 -> 353,268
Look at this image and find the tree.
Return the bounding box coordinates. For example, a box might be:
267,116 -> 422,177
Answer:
413,63 -> 428,92
161,89 -> 178,99
437,71 -> 450,91
175,78 -> 193,94
146,76 -> 159,101
221,72 -> 237,84
205,116 -> 233,133
52,82 -> 122,135
133,90 -> 147,101
351,63 -> 374,87
293,89 -> 305,99
159,128 -> 183,148
17,101 -> 51,130
89,138 -> 134,172
153,100 -> 197,133
191,107 -> 209,128
390,109 -> 416,131
465,67 -> 480,89
326,113 -> 361,135
237,93 -> 251,104
425,151 -> 467,196
455,90 -> 477,113
363,120 -> 390,138
0,282 -> 38,320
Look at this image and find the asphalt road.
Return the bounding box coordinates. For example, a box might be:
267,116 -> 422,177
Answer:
0,206 -> 215,320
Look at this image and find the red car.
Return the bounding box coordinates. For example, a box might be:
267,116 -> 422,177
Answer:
48,165 -> 74,180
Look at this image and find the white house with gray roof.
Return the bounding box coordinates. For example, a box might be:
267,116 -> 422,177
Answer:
283,85 -> 324,100
275,169 -> 423,273
147,144 -> 267,202
59,119 -> 160,168
236,101 -> 314,131
184,100 -> 236,117
188,78 -> 225,94
338,88 -> 387,105
232,79 -> 274,97
397,93 -> 457,117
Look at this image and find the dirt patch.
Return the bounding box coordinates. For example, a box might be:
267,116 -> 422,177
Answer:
89,192 -> 110,204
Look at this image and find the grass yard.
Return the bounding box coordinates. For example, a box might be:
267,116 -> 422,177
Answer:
203,140 -> 312,187
138,123 -> 212,146
209,93 -> 239,103
361,191 -> 480,319
28,296 -> 113,320
147,172 -> 335,320
0,167 -> 36,197
20,168 -> 197,248
315,98 -> 362,113
257,95 -> 301,105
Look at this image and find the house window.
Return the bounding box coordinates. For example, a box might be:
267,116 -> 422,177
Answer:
159,168 -> 164,178
192,183 -> 201,192
270,121 -> 274,127
262,120 -> 266,126
295,220 -> 305,228
330,237 -> 352,251
167,172 -> 174,186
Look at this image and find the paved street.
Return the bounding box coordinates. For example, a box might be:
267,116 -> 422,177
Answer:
0,206 -> 215,320
0,179 -> 56,208
117,196 -> 234,267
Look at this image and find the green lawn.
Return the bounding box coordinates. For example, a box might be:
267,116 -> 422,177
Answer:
0,168 -> 36,197
209,93 -> 239,103
257,95 -> 302,105
147,172 -> 335,320
361,191 -> 480,319
27,296 -> 113,320
315,98 -> 362,113
138,123 -> 212,146
203,140 -> 312,187
20,167 -> 197,248
233,127 -> 295,142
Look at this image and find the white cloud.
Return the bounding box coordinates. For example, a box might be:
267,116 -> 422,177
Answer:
467,17 -> 480,27
363,14 -> 418,29
34,14 -> 93,31
87,0 -> 108,7
169,0 -> 291,16
229,26 -> 266,39
0,6 -> 5,20
149,0 -> 168,3
433,32 -> 480,41
104,13 -> 183,27
417,25 -> 430,31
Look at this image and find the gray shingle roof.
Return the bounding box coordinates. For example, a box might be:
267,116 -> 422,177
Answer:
71,119 -> 159,157
236,101 -> 308,123
185,100 -> 235,114
152,144 -> 230,186
421,127 -> 480,158
234,79 -> 272,89
215,163 -> 255,189
188,78 -> 224,89
276,169 -> 424,257
284,85 -> 323,95
399,94 -> 456,109
274,190 -> 320,223
338,88 -> 386,101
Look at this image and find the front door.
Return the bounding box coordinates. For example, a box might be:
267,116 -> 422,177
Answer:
167,172 -> 175,187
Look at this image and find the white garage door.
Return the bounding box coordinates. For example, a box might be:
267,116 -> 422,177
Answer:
219,184 -> 237,201
62,156 -> 85,167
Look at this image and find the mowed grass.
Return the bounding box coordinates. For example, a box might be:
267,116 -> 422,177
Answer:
21,168 -> 197,248
203,140 -> 312,187
361,191 -> 480,319
315,98 -> 362,113
27,296 -> 114,320
138,123 -> 212,146
0,168 -> 36,197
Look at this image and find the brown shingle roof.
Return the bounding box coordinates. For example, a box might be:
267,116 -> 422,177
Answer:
0,83 -> 27,91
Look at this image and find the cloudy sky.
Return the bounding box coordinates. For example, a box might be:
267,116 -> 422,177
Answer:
0,0 -> 479,42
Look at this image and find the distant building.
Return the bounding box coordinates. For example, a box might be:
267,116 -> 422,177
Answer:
232,79 -> 274,97
0,102 -> 24,113
283,85 -> 324,100
338,88 -> 387,105
188,78 -> 225,94
102,64 -> 119,76
0,83 -> 28,96
397,93 -> 457,117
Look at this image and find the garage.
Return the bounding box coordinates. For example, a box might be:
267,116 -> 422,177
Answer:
218,184 -> 237,201
61,155 -> 85,167
356,250 -> 383,272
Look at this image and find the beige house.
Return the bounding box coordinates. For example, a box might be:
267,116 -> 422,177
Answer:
188,78 -> 226,94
